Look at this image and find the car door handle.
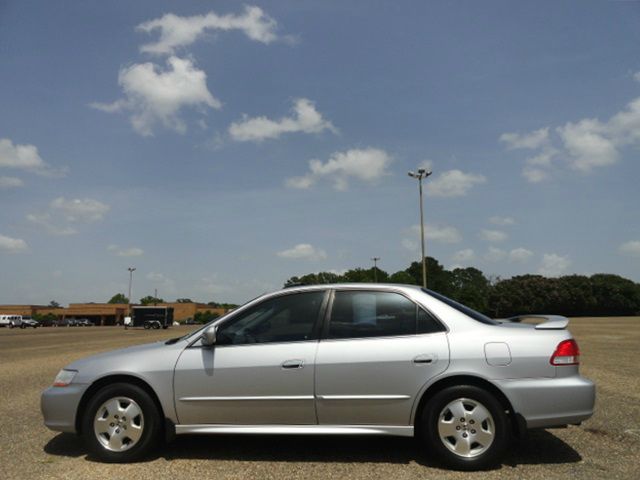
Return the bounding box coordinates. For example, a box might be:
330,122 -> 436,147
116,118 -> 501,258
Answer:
413,354 -> 435,364
281,359 -> 304,369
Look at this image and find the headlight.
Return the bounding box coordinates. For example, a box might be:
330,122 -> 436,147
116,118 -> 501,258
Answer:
53,369 -> 77,387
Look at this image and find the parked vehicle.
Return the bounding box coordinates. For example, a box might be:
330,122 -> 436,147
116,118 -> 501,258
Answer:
58,318 -> 78,327
76,319 -> 94,327
41,284 -> 595,469
130,306 -> 173,330
21,318 -> 40,328
0,315 -> 23,328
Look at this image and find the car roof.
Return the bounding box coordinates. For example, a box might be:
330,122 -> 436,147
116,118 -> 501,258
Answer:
274,283 -> 424,296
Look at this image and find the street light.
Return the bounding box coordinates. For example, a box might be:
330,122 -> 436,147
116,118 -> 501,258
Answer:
371,257 -> 380,283
127,267 -> 136,311
408,168 -> 432,288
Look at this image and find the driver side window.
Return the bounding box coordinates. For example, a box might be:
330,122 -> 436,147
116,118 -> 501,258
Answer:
216,291 -> 325,346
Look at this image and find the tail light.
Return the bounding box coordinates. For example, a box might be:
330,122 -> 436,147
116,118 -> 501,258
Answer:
550,339 -> 580,366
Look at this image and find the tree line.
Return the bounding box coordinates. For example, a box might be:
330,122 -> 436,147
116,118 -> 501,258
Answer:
284,257 -> 640,317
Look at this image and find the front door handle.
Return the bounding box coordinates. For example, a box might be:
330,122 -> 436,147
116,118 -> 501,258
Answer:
413,354 -> 435,364
281,359 -> 304,369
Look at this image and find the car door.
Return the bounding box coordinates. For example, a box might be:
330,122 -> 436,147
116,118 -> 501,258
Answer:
173,290 -> 327,425
315,289 -> 450,425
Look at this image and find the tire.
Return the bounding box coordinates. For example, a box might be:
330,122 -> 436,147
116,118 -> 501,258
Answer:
420,385 -> 509,470
9,324 -> 14,329
81,382 -> 162,462
143,323 -> 151,330
152,323 -> 160,330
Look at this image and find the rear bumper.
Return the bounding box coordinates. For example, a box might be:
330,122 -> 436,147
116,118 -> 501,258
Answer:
41,384 -> 88,433
495,375 -> 595,429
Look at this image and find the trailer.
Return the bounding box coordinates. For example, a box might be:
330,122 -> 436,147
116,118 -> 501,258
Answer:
126,306 -> 173,330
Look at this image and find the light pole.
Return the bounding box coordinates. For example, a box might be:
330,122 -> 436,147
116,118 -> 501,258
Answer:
408,168 -> 432,288
371,257 -> 380,283
127,267 -> 136,312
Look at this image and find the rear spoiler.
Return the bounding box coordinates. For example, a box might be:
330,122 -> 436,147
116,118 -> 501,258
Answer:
505,315 -> 569,330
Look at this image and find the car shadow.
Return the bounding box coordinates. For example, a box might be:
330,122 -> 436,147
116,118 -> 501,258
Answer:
44,428 -> 581,468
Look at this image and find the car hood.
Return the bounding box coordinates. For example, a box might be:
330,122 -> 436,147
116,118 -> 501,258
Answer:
65,340 -> 186,384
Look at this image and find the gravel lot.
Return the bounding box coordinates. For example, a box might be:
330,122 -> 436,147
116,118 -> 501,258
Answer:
1,318 -> 638,479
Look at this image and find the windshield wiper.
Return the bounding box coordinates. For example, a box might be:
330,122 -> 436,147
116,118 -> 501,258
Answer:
164,336 -> 183,345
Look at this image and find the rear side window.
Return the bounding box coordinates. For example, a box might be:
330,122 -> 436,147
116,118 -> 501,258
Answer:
328,291 -> 444,339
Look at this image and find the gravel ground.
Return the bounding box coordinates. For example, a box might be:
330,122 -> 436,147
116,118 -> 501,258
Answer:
1,318 -> 638,479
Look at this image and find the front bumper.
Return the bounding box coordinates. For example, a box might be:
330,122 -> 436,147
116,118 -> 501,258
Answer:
495,375 -> 595,429
41,384 -> 88,433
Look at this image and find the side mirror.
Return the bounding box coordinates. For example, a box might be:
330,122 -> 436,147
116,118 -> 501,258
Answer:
201,325 -> 218,347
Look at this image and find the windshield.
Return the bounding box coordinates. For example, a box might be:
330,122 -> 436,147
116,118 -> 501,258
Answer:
423,288 -> 498,325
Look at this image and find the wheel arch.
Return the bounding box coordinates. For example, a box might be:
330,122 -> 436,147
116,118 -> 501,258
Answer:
75,374 -> 166,436
412,374 -> 524,437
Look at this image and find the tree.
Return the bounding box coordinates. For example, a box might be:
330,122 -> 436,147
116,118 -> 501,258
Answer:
284,271 -> 342,287
193,310 -> 221,324
48,300 -> 61,308
108,293 -> 129,304
176,298 -> 193,303
388,271 -> 416,285
590,274 -> 640,316
405,257 -> 453,295
449,267 -> 491,313
139,295 -> 164,306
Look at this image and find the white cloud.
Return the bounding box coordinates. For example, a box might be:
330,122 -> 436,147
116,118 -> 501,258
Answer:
138,6 -> 279,55
509,247 -> 534,262
146,272 -> 176,294
426,224 -> 462,244
634,72 -> 640,83
0,234 -> 28,253
404,224 -> 462,246
452,248 -> 475,263
401,237 -> 418,252
0,176 -> 24,188
426,169 -> 486,198
480,229 -> 507,243
107,245 -> 144,257
500,127 -> 550,150
489,216 -> 515,226
557,119 -> 618,172
502,90 -> 640,180
619,240 -> 640,257
91,56 -> 220,136
286,148 -> 392,191
229,98 -> 337,142
26,213 -> 77,236
484,247 -> 506,262
51,197 -> 110,223
0,138 -> 62,176
538,253 -> 571,277
522,165 -> 549,183
27,197 -> 109,236
277,243 -> 327,261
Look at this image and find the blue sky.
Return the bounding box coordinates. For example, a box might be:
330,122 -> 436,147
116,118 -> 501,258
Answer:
1,1 -> 640,305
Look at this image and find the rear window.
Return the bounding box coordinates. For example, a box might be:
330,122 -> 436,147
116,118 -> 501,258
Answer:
423,289 -> 498,325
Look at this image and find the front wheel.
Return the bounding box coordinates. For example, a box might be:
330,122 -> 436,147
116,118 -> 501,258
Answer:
81,383 -> 162,462
420,385 -> 509,470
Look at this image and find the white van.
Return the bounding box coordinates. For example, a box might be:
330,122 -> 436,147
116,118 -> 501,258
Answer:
0,315 -> 23,328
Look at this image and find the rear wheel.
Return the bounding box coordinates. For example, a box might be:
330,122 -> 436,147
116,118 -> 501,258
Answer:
420,385 -> 509,470
81,383 -> 161,462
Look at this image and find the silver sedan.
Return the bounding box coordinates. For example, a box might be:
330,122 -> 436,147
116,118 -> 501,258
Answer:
41,284 -> 595,470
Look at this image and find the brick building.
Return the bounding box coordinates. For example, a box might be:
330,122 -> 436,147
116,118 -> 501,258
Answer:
0,302 -> 226,326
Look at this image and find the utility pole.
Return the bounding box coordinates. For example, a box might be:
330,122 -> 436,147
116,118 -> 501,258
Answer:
408,168 -> 432,288
127,267 -> 136,313
371,257 -> 380,283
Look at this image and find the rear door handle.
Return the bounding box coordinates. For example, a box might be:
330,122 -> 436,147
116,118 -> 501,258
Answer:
413,354 -> 435,364
281,359 -> 304,369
